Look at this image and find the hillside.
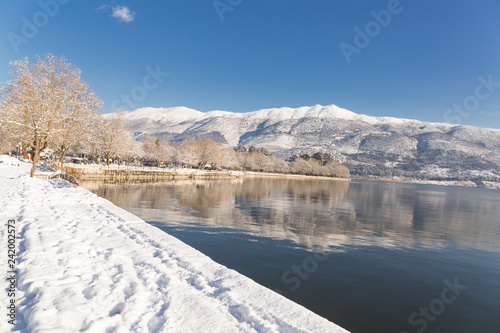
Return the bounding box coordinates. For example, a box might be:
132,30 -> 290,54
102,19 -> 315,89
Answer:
112,105 -> 500,185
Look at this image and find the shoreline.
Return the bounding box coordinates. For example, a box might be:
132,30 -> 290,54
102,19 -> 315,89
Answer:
35,162 -> 352,183
77,167 -> 499,190
241,171 -> 350,181
350,176 -> 500,190
25,160 -> 500,190
0,156 -> 348,333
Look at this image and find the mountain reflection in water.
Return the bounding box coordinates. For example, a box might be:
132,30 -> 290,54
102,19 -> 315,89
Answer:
84,178 -> 500,333
84,178 -> 500,252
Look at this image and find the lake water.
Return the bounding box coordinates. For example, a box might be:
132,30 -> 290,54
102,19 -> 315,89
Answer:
83,178 -> 500,333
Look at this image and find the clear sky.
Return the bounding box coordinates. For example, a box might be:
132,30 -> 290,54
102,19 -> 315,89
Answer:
1,0 -> 499,128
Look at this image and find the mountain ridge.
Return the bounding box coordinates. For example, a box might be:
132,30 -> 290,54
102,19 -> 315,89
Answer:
109,104 -> 500,186
120,104 -> 473,128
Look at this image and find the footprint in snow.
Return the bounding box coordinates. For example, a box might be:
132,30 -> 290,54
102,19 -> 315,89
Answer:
109,302 -> 126,316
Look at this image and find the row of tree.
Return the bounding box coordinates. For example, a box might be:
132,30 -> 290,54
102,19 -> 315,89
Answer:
0,54 -> 349,179
94,134 -> 350,178
82,131 -> 350,178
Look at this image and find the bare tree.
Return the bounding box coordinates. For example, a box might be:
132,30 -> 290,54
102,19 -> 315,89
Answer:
180,137 -> 222,169
1,54 -> 102,176
219,148 -> 241,170
142,135 -> 160,165
0,107 -> 17,156
142,135 -> 174,167
269,155 -> 289,173
0,131 -> 16,157
241,151 -> 275,172
179,137 -> 198,167
159,140 -> 175,167
97,112 -> 129,166
117,131 -> 142,166
55,91 -> 102,162
289,157 -> 316,175
324,159 -> 350,178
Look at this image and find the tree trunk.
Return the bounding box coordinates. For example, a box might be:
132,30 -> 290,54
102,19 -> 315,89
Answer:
22,143 -> 28,159
30,140 -> 40,177
59,144 -> 71,163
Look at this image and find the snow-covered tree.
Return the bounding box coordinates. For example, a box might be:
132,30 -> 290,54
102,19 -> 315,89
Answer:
0,118 -> 17,156
55,91 -> 102,162
0,54 -> 103,176
97,112 -> 129,166
269,155 -> 289,173
219,148 -> 241,170
118,132 -> 142,166
243,151 -> 272,172
0,105 -> 17,155
180,137 -> 222,169
323,159 -> 350,178
142,135 -> 174,167
289,157 -> 316,175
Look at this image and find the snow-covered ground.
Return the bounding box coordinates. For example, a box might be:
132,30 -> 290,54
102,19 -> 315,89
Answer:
0,155 -> 348,333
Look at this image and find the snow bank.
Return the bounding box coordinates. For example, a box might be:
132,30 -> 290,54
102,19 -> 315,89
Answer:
0,156 -> 348,333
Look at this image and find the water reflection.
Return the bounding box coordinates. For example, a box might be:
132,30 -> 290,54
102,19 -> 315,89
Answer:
83,178 -> 500,252
84,178 -> 500,333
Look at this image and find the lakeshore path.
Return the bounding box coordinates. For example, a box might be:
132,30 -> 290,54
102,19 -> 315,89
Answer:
0,156 -> 348,333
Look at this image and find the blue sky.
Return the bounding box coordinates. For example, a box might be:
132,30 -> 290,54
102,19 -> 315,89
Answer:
1,0 -> 499,128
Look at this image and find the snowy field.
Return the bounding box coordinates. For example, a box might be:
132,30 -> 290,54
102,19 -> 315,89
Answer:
0,155 -> 348,333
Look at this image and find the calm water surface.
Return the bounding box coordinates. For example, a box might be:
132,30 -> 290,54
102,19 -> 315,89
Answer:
83,178 -> 500,333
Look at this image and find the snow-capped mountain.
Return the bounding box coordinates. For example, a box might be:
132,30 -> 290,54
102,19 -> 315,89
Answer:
113,104 -> 500,184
